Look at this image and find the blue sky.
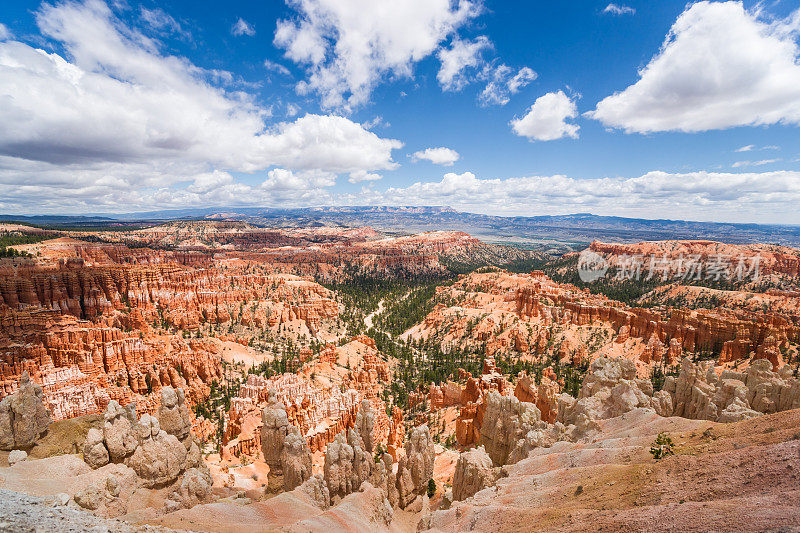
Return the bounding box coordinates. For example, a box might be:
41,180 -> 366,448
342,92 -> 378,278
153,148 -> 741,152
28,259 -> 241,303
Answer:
1,0 -> 800,223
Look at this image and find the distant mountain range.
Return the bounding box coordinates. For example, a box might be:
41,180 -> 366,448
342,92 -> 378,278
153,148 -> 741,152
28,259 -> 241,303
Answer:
3,206 -> 800,248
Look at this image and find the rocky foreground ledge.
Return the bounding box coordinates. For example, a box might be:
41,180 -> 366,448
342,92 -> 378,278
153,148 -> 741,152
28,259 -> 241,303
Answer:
422,408 -> 800,532
0,489 -> 179,533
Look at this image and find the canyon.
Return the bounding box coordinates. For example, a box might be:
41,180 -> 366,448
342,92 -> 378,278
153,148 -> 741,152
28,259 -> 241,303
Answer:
0,221 -> 798,532
405,268 -> 799,372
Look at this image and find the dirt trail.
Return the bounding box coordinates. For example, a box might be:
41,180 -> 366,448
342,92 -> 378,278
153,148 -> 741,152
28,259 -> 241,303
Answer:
364,299 -> 385,330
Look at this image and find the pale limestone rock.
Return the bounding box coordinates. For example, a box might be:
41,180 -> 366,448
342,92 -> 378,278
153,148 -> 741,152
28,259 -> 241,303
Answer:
73,464 -> 138,517
556,393 -> 576,423
778,376 -> 800,412
663,374 -> 677,395
452,446 -> 499,501
671,358 -> 718,420
52,493 -> 70,506
441,489 -> 453,510
158,387 -> 192,445
323,431 -> 356,502
383,453 -> 399,508
297,474 -> 330,509
281,426 -> 312,491
0,401 -> 12,450
657,357 -> 799,423
100,467 -> 139,517
73,486 -> 102,511
282,482 -> 392,533
75,390 -> 211,514
404,492 -> 428,513
260,396 -> 291,475
0,372 -> 51,450
354,399 -> 376,454
507,422 -> 567,465
395,424 -> 434,509
651,390 -> 673,417
718,397 -> 760,423
165,467 -> 213,512
159,387 -> 203,472
608,381 -> 653,415
103,401 -> 138,462
580,357 -> 638,396
105,471 -> 122,498
746,359 -> 783,413
128,414 -> 187,488
322,423 -> 380,503
369,456 -> 388,493
346,428 -> 373,492
712,379 -> 749,410
479,392 -> 542,466
185,440 -> 202,469
7,449 -> 26,466
83,427 -> 110,469
557,357 -> 655,440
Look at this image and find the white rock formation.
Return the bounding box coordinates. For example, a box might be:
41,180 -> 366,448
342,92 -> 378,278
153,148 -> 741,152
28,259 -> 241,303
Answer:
479,392 -> 558,466
395,424 -> 434,509
7,449 -> 27,466
128,414 -> 188,488
79,389 -> 213,516
662,357 -> 799,422
282,426 -> 313,491
0,372 -> 51,450
102,401 -> 138,462
452,446 -> 501,501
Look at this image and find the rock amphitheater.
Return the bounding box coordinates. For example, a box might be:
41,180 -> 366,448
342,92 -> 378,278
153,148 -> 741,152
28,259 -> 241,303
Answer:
0,227 -> 798,531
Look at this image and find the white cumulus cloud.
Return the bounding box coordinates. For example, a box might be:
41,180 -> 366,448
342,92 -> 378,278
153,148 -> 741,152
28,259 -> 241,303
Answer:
232,18 -> 255,37
187,170 -> 235,194
367,169 -> 800,223
273,0 -> 481,111
589,1 -> 800,133
286,103 -> 300,117
603,4 -> 635,16
480,64 -> 537,106
0,0 -> 402,213
261,168 -> 333,190
362,116 -> 389,130
511,91 -> 579,141
411,147 -> 460,166
348,170 -> 382,183
436,38 -> 536,105
437,36 -> 491,91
